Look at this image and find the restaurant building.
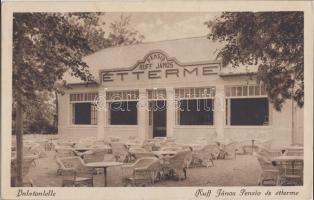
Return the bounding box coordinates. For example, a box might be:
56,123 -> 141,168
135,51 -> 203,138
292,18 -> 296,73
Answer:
58,37 -> 304,148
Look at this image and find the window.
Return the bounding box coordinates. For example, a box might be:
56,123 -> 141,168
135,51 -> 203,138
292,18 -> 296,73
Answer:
109,101 -> 138,125
107,90 -> 139,125
225,85 -> 269,126
179,99 -> 214,125
229,98 -> 269,125
175,87 -> 215,125
70,92 -> 98,125
72,103 -> 97,125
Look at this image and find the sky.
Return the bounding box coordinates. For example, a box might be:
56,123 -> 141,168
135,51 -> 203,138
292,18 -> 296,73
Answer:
101,12 -> 220,42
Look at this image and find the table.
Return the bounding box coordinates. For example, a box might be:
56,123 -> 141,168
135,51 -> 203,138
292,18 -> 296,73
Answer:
282,146 -> 303,155
284,146 -> 303,150
272,155 -> 303,162
272,155 -> 303,185
86,161 -> 123,186
125,142 -> 142,148
74,147 -> 94,153
153,151 -> 177,159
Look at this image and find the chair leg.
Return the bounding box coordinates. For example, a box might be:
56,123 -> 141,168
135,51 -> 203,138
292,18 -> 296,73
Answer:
210,157 -> 214,167
183,168 -> 187,179
257,175 -> 262,186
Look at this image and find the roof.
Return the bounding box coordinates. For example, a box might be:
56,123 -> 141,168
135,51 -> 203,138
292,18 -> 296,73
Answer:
62,36 -> 257,84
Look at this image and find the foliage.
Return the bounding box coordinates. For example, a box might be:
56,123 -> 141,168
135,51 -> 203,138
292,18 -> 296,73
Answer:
13,13 -> 104,105
13,13 -> 144,134
206,12 -> 304,110
107,15 -> 145,46
12,91 -> 57,134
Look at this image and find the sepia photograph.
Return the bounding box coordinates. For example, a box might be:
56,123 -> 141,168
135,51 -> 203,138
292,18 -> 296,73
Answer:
1,1 -> 313,200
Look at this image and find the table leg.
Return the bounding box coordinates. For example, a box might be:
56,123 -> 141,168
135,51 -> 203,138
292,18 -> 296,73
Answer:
104,168 -> 107,187
251,140 -> 255,154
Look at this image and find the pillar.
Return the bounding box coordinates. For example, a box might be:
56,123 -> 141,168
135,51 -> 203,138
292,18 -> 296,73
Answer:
97,87 -> 106,140
166,88 -> 175,138
138,88 -> 148,140
214,85 -> 225,140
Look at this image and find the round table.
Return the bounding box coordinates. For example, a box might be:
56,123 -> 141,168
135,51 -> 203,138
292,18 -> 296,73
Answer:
153,151 -> 177,159
74,147 -> 94,153
282,146 -> 304,155
86,161 -> 123,186
272,155 -> 303,162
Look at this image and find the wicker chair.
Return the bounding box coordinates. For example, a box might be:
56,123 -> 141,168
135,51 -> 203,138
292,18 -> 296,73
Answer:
122,157 -> 161,186
82,149 -> 110,163
184,149 -> 193,169
54,140 -> 75,148
11,156 -> 37,186
285,149 -> 304,156
29,143 -> 47,159
109,136 -> 121,142
129,148 -> 156,161
103,153 -> 116,162
142,141 -> 154,152
255,139 -> 272,149
22,145 -> 40,166
160,144 -> 183,150
23,145 -> 36,156
110,142 -> 130,162
162,150 -> 190,180
55,147 -> 76,158
256,146 -> 282,157
195,137 -> 209,146
275,159 -> 303,186
56,156 -> 94,187
126,139 -> 143,149
191,144 -> 218,167
253,152 -> 279,186
238,140 -> 260,155
220,142 -> 239,160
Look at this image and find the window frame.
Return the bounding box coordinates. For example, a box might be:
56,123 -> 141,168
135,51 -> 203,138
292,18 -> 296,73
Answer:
106,90 -> 139,126
69,92 -> 98,127
174,87 -> 215,127
225,85 -> 272,127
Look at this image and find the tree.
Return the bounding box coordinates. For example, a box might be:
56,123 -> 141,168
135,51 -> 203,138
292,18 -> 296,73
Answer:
13,12 -> 144,186
107,15 -> 145,46
13,12 -> 107,186
206,12 -> 304,111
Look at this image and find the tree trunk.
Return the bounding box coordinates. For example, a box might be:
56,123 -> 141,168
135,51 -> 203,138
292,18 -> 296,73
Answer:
15,98 -> 23,186
53,91 -> 58,134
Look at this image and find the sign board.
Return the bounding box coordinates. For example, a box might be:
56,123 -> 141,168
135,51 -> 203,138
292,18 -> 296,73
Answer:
101,51 -> 219,83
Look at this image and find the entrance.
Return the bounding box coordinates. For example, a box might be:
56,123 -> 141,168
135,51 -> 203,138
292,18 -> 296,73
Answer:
149,100 -> 167,138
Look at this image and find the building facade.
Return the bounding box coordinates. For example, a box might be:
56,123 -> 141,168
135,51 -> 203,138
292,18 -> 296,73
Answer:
58,37 -> 303,148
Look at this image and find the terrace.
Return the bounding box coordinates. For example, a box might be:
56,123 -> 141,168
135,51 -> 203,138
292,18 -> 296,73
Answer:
11,134 -> 303,187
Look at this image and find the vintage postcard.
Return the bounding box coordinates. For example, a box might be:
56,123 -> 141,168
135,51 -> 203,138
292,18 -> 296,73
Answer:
1,1 -> 313,200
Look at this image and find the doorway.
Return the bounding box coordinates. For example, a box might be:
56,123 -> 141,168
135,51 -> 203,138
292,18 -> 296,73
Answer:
149,100 -> 167,138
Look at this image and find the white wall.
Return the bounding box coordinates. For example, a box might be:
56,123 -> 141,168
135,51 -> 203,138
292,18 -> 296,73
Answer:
57,84 -> 99,139
58,73 -> 303,149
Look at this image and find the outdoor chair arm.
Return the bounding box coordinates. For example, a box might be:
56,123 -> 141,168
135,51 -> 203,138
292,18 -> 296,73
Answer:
134,167 -> 149,171
133,168 -> 152,179
61,169 -> 76,176
264,169 -> 279,173
75,150 -> 94,157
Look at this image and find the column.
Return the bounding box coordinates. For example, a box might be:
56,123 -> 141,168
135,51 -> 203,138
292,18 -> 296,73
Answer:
138,88 -> 148,140
166,88 -> 175,138
97,87 -> 107,140
214,85 -> 225,140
